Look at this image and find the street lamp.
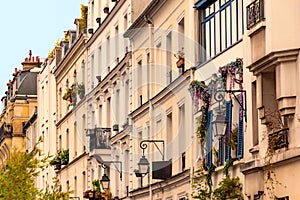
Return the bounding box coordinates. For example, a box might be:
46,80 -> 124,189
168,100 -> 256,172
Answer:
100,174 -> 110,190
212,110 -> 227,137
137,155 -> 150,175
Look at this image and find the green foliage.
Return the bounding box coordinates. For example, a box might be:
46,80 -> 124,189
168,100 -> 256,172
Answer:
0,138 -> 73,199
49,155 -> 61,165
59,149 -> 69,163
213,177 -> 243,200
0,138 -> 48,199
92,179 -> 101,195
38,177 -> 73,200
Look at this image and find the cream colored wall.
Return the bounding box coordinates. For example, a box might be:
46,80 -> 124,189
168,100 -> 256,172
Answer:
129,0 -> 196,197
87,0 -> 130,94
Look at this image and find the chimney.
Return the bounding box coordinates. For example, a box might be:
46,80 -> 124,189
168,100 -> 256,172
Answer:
21,50 -> 40,70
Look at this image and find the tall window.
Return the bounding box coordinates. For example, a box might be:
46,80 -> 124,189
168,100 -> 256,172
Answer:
166,112 -> 173,160
115,89 -> 120,123
166,32 -> 172,84
107,97 -> 111,127
197,0 -> 244,62
106,36 -> 110,68
137,60 -> 143,106
252,81 -> 259,146
155,42 -> 162,91
178,17 -> 185,53
115,25 -> 119,61
98,46 -> 102,75
179,104 -> 185,155
91,55 -> 95,88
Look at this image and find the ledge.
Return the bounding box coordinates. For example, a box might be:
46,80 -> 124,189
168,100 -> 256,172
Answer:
247,48 -> 300,75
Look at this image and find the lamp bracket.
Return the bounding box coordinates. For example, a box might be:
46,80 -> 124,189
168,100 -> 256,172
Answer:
102,161 -> 122,180
140,140 -> 165,161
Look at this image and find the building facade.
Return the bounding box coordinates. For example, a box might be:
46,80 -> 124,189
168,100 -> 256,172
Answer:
4,0 -> 300,200
0,52 -> 40,165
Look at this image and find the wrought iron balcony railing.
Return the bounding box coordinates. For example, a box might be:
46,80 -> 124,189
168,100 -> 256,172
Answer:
246,0 -> 264,30
88,127 -> 111,151
268,128 -> 289,151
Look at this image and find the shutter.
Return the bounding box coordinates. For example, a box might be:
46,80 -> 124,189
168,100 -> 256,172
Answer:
237,106 -> 244,158
225,100 -> 232,161
218,136 -> 223,165
206,110 -> 213,167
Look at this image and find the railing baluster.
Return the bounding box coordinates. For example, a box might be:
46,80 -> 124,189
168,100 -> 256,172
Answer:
246,0 -> 265,30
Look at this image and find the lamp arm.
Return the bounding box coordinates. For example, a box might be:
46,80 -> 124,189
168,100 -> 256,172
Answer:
140,140 -> 165,161
103,161 -> 122,180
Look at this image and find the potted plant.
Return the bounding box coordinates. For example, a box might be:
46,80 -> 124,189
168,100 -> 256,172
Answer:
174,49 -> 184,68
103,5 -> 109,14
60,149 -> 69,165
50,155 -> 61,170
83,190 -> 91,198
92,180 -> 102,199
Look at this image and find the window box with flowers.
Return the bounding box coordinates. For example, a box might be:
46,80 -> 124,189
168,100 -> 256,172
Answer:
174,49 -> 185,68
50,155 -> 61,170
63,85 -> 77,107
60,149 -> 69,165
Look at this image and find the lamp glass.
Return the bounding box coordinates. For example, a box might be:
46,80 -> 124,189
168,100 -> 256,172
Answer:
100,174 -> 110,190
212,113 -> 227,136
138,155 -> 150,175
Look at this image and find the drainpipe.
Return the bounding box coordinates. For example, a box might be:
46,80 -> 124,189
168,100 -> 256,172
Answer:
147,16 -> 154,200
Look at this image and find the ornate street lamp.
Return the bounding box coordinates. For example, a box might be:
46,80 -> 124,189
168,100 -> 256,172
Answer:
100,174 -> 110,190
137,155 -> 150,175
212,110 -> 227,137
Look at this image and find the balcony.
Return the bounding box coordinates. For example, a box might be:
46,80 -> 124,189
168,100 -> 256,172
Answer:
88,127 -> 111,151
246,0 -> 264,30
268,128 -> 289,151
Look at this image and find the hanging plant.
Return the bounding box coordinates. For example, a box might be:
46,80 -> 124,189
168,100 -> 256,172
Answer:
190,80 -> 211,143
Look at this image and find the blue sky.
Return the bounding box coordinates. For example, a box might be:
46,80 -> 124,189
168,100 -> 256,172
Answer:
0,0 -> 87,110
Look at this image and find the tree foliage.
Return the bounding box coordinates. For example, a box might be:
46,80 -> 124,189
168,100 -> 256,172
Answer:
0,138 -> 72,199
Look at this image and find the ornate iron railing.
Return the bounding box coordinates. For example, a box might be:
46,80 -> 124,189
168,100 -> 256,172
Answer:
88,127 -> 111,151
268,128 -> 289,151
246,0 -> 264,30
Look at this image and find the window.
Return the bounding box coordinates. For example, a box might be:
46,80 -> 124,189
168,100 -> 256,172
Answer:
155,41 -> 162,91
166,31 -> 172,84
99,105 -> 103,126
115,25 -> 119,61
179,104 -> 185,154
137,60 -> 143,106
252,81 -> 259,146
98,45 -> 102,75
82,171 -> 86,191
107,97 -> 111,127
178,17 -> 184,53
197,0 -> 244,62
66,128 -> 69,150
166,112 -> 173,159
91,55 -> 95,88
106,36 -> 110,68
115,89 -> 120,123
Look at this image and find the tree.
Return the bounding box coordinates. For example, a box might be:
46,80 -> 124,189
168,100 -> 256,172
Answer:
0,138 -> 72,199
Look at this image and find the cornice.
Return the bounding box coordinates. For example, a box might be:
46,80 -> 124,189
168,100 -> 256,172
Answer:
247,48 -> 300,75
53,34 -> 87,80
86,0 -> 126,47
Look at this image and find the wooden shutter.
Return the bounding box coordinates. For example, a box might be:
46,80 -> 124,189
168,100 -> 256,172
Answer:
206,110 -> 213,167
225,100 -> 232,161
